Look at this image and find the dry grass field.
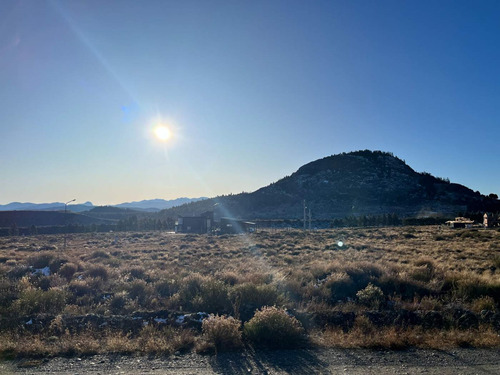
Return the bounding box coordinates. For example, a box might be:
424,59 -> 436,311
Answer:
1,225 -> 500,358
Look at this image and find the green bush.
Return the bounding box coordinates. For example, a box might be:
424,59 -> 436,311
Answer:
177,273 -> 205,305
176,274 -> 231,313
244,306 -> 304,348
14,288 -> 67,315
197,279 -> 231,313
202,315 -> 242,351
356,283 -> 385,309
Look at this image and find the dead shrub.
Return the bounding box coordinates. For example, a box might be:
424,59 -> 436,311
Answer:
202,315 -> 242,352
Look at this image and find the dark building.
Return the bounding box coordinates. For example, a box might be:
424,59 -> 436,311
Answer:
220,217 -> 256,234
175,211 -> 213,234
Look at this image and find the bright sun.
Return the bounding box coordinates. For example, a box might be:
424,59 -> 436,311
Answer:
154,125 -> 171,142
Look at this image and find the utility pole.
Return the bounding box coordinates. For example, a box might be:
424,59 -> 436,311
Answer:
309,208 -> 311,231
303,200 -> 306,230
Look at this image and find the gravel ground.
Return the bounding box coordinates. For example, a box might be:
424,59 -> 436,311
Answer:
2,348 -> 500,375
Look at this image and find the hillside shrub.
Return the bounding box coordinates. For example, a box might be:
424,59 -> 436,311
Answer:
202,315 -> 242,351
0,278 -> 18,313
229,283 -> 280,320
129,267 -> 147,280
325,272 -> 356,302
443,273 -> 500,302
244,306 -> 305,348
85,265 -> 109,281
176,274 -> 231,313
345,263 -> 384,290
492,255 -> 500,270
7,266 -> 30,279
356,283 -> 385,309
177,273 -> 205,306
196,279 -> 231,313
58,263 -> 78,281
109,291 -> 128,314
68,280 -> 94,298
471,296 -> 497,313
48,257 -> 67,274
127,280 -> 152,305
378,274 -> 433,300
155,279 -> 178,298
410,258 -> 436,282
28,253 -> 54,269
13,288 -> 67,315
90,250 -> 110,259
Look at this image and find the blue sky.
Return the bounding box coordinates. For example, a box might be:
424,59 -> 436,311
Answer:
1,0 -> 499,205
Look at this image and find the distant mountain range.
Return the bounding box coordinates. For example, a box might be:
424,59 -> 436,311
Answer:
0,198 -> 207,213
113,198 -> 207,211
159,150 -> 499,220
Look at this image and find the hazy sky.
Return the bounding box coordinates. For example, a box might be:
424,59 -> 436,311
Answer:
1,0 -> 499,205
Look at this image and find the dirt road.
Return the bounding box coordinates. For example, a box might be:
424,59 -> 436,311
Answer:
2,348 -> 500,374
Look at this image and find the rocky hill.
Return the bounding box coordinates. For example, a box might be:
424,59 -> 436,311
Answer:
160,150 -> 498,220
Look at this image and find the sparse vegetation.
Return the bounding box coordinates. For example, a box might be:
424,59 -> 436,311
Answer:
1,226 -> 500,358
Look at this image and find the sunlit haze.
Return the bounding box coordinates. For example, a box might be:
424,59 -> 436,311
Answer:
1,0 -> 499,205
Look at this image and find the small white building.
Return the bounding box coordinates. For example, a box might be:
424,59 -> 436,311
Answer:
445,217 -> 474,229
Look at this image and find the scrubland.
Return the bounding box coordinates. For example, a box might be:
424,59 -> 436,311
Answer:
1,225 -> 500,358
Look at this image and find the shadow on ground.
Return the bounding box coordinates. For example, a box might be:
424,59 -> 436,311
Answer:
210,348 -> 329,374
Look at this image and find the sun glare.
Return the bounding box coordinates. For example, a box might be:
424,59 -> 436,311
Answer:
154,125 -> 171,142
